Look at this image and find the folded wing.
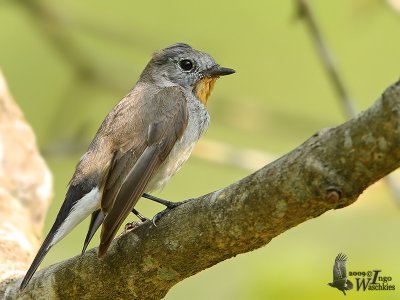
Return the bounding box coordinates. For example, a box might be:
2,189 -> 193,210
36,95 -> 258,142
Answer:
98,86 -> 188,257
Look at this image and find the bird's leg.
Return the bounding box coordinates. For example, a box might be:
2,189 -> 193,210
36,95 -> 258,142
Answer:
131,208 -> 149,222
141,193 -> 193,226
125,208 -> 149,233
150,198 -> 193,226
142,193 -> 181,208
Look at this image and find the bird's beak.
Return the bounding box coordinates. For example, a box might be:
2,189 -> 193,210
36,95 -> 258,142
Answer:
202,65 -> 235,78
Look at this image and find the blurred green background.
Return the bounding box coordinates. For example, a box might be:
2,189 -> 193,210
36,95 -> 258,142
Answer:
1,0 -> 400,299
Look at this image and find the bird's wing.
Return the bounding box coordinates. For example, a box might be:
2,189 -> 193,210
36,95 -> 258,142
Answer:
98,86 -> 188,256
333,253 -> 348,281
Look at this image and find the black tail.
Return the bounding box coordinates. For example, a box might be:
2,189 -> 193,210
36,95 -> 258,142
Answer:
20,231 -> 55,289
82,209 -> 104,255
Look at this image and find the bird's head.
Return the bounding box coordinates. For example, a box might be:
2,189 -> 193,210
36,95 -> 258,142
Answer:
141,43 -> 235,105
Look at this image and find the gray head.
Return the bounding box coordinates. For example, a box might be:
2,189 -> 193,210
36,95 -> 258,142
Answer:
140,43 -> 234,103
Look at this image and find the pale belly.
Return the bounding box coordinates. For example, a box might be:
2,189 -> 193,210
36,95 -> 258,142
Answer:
147,98 -> 210,191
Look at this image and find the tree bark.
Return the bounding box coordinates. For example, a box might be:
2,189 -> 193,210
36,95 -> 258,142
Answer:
1,77 -> 400,299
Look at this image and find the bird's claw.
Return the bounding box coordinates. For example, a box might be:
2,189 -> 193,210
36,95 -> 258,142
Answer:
152,208 -> 170,227
124,221 -> 141,233
151,199 -> 192,226
124,221 -> 139,233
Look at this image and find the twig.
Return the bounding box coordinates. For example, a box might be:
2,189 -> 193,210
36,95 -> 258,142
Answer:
296,0 -> 400,205
296,0 -> 356,117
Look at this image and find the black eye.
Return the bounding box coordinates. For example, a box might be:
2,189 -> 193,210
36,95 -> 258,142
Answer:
179,59 -> 194,71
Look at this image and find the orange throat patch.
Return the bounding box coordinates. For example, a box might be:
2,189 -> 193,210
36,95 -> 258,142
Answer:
194,77 -> 217,106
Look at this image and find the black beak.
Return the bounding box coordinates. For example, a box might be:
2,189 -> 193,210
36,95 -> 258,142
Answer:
202,65 -> 235,78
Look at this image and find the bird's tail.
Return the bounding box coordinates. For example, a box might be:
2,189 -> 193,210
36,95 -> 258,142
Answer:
81,209 -> 104,255
346,279 -> 354,290
19,228 -> 56,289
20,186 -> 100,289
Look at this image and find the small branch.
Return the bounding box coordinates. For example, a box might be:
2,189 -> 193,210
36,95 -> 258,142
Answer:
16,0 -> 132,92
193,139 -> 275,171
2,80 -> 400,299
296,0 -> 356,117
296,0 -> 400,204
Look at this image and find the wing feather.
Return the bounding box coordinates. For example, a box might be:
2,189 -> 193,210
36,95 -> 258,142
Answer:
97,86 -> 188,256
333,253 -> 348,280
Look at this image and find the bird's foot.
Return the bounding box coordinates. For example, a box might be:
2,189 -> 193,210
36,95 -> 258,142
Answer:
151,199 -> 192,226
124,208 -> 149,233
124,221 -> 142,233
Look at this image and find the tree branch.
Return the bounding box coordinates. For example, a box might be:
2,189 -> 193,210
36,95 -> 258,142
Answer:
2,79 -> 400,299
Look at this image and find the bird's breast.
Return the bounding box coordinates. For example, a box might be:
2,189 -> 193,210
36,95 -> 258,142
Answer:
147,96 -> 210,190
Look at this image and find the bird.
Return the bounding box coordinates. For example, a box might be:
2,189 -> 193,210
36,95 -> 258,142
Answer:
328,253 -> 353,295
20,43 -> 235,289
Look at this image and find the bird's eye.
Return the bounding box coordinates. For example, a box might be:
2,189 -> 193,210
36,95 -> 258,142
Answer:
179,59 -> 194,71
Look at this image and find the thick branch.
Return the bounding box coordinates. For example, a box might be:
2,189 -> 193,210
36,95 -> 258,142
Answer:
2,80 -> 400,299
